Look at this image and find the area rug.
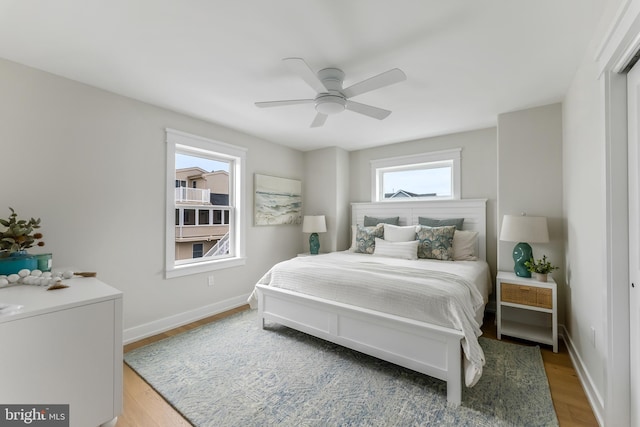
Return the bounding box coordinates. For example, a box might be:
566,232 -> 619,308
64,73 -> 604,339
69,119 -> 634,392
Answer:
124,309 -> 558,427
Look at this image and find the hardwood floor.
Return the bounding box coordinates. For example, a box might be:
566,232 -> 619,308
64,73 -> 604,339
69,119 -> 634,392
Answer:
116,306 -> 598,427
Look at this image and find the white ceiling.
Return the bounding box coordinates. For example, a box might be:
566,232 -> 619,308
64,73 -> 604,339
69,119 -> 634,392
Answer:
0,0 -> 604,151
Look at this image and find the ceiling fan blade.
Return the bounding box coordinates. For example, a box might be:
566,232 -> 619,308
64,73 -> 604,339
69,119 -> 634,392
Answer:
345,100 -> 391,120
255,99 -> 314,108
310,112 -> 328,128
283,57 -> 327,93
342,68 -> 406,98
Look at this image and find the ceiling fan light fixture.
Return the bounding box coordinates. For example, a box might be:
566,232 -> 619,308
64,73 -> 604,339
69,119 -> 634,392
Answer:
315,94 -> 346,115
255,58 -> 406,127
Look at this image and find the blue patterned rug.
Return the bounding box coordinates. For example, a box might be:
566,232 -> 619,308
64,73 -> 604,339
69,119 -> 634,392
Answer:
124,309 -> 558,426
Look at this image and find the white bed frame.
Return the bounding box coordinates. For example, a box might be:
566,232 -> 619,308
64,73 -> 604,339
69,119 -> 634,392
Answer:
255,199 -> 487,405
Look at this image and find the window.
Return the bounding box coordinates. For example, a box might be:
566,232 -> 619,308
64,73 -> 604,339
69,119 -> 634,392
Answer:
183,209 -> 196,226
371,148 -> 461,202
166,128 -> 246,278
192,243 -> 203,258
198,210 -> 210,225
213,210 -> 223,225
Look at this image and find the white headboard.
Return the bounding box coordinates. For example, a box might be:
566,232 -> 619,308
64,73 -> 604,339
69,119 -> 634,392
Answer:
351,199 -> 487,261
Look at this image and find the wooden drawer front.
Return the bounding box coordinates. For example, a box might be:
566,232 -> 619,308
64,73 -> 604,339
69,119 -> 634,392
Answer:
501,283 -> 552,309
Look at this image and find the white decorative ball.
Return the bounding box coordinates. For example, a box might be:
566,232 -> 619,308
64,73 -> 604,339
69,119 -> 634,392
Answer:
41,272 -> 52,278
0,278 -> 8,287
18,269 -> 30,277
62,271 -> 74,279
7,274 -> 19,283
30,269 -> 42,277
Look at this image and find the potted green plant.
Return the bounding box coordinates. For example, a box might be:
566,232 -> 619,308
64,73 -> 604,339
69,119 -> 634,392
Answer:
524,255 -> 558,282
0,207 -> 45,275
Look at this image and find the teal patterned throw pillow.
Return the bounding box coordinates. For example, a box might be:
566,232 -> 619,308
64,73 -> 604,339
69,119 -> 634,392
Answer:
416,225 -> 456,260
355,225 -> 384,254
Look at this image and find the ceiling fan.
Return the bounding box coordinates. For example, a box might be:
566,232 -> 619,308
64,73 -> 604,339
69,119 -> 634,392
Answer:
255,58 -> 406,127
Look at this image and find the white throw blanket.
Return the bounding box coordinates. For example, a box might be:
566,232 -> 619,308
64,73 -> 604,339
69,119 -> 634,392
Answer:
248,252 -> 486,387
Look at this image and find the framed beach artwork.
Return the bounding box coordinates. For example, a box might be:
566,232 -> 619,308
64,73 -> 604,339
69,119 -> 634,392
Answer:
254,174 -> 302,225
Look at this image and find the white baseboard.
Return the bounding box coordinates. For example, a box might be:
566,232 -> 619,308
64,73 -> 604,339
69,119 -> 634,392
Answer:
123,293 -> 251,345
560,324 -> 604,426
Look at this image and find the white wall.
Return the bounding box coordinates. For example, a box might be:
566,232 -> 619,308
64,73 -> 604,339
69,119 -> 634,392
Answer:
497,104 -> 565,322
349,127 -> 498,277
0,58 -> 304,337
563,52 -> 608,411
303,147 -> 350,252
561,0 -> 629,422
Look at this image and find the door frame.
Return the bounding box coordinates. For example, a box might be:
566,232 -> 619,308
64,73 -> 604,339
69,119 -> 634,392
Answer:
597,1 -> 640,425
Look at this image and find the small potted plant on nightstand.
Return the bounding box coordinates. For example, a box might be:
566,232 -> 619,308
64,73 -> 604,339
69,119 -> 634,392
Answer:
0,207 -> 45,275
524,255 -> 558,282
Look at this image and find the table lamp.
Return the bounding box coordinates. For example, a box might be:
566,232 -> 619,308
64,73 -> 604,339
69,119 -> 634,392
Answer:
302,215 -> 327,255
500,214 -> 549,277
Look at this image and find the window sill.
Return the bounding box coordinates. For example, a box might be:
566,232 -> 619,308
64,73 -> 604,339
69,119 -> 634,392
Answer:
165,256 -> 246,279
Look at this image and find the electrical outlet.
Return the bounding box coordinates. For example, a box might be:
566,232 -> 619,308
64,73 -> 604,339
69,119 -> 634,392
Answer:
208,275 -> 215,287
590,326 -> 596,346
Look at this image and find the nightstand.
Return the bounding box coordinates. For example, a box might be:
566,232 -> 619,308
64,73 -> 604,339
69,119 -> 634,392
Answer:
496,271 -> 558,352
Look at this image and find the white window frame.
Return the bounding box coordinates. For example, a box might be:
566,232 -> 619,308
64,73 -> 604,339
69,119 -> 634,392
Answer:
371,148 -> 461,202
165,128 -> 246,278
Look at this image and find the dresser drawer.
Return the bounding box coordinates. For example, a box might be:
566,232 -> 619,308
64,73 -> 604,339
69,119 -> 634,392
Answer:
501,282 -> 552,309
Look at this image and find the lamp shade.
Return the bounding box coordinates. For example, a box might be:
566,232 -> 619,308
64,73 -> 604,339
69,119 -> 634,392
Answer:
500,215 -> 549,243
302,215 -> 327,233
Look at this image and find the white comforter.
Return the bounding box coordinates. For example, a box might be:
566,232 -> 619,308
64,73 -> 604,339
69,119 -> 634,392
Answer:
248,251 -> 489,387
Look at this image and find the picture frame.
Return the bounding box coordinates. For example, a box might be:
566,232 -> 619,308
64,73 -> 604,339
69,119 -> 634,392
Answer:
254,174 -> 302,225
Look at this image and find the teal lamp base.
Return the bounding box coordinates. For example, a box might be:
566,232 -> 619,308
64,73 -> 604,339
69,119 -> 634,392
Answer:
309,233 -> 320,255
513,242 -> 532,278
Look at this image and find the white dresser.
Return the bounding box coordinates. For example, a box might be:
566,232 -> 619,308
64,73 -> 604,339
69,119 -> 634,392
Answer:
0,277 -> 123,427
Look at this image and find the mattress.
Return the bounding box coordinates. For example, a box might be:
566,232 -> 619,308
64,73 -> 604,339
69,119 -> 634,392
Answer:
248,251 -> 491,386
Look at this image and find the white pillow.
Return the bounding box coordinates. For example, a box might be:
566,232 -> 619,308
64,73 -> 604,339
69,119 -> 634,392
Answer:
373,237 -> 419,260
383,224 -> 417,242
453,230 -> 478,261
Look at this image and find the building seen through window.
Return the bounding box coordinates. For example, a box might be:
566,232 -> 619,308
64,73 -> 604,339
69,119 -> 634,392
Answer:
174,154 -> 231,262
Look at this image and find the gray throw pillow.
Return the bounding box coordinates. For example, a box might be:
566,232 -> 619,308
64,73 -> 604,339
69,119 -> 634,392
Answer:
363,216 -> 400,226
418,217 -> 464,230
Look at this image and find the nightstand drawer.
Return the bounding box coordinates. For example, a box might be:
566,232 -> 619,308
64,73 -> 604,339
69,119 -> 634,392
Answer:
500,283 -> 552,309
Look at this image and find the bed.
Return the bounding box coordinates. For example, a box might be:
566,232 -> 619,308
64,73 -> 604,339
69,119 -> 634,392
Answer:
249,199 -> 489,405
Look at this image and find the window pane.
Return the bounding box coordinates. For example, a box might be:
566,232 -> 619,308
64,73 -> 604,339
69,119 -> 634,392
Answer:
371,148 -> 460,202
183,209 -> 196,225
383,166 -> 451,199
192,243 -> 203,258
213,210 -> 222,225
174,150 -> 233,264
198,209 -> 209,225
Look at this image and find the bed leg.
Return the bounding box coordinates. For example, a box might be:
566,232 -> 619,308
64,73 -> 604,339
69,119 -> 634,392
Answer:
446,377 -> 462,406
446,342 -> 463,406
